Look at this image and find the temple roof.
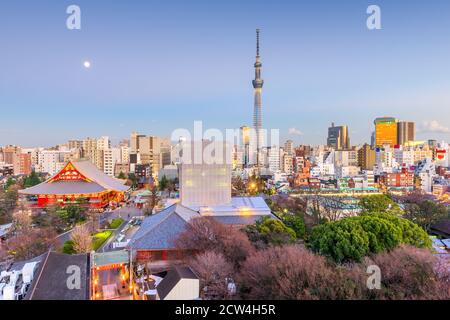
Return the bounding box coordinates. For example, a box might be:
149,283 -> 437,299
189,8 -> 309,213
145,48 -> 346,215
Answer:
19,181 -> 106,195
19,160 -> 129,196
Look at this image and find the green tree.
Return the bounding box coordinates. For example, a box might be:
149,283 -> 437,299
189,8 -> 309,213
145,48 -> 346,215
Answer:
309,213 -> 431,263
54,205 -> 87,226
369,213 -> 432,248
359,194 -> 402,215
159,175 -> 168,191
245,217 -> 296,247
358,215 -> 402,254
23,171 -> 41,188
282,214 -> 306,239
127,173 -> 138,189
4,177 -> 16,191
404,200 -> 449,232
309,218 -> 370,263
117,171 -> 126,179
33,206 -> 65,233
0,185 -> 19,224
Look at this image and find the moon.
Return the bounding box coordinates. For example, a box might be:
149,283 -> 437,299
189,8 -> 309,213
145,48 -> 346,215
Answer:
83,61 -> 91,69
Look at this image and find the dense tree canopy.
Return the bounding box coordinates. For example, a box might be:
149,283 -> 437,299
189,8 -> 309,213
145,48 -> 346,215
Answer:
404,200 -> 449,232
282,214 -> 306,239
309,213 -> 431,263
23,171 -> 41,188
245,217 -> 297,248
359,194 -> 402,214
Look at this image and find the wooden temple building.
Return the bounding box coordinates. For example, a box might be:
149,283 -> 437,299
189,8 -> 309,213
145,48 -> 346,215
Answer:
19,160 -> 129,208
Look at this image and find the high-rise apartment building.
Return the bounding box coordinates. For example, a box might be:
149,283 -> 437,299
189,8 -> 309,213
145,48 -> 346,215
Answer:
357,143 -> 376,170
141,136 -> 161,176
13,152 -> 32,175
327,123 -> 350,150
284,140 -> 295,156
103,148 -> 121,177
397,121 -> 416,145
374,117 -> 398,147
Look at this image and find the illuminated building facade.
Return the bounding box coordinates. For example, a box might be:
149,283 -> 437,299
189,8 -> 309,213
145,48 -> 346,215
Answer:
19,160 -> 129,208
374,117 -> 398,147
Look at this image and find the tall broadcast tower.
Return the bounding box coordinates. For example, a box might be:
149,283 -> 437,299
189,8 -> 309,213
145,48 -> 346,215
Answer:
252,29 -> 264,170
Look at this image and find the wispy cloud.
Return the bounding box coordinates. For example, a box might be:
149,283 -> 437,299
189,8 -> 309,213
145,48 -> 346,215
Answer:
288,127 -> 303,136
419,120 -> 450,134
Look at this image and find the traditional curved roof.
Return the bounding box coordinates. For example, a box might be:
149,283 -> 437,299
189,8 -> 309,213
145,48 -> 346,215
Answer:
19,181 -> 105,196
19,160 -> 129,196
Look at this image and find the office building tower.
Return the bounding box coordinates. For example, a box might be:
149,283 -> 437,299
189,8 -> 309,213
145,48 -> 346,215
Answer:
374,117 -> 398,147
397,121 -> 415,145
327,123 -> 350,150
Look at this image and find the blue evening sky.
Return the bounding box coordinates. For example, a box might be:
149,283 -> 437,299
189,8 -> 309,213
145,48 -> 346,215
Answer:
1,0 -> 450,146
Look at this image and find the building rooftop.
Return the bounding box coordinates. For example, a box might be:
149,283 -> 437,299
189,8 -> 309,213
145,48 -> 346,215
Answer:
26,251 -> 90,300
19,160 -> 129,196
156,266 -> 198,300
129,197 -> 273,251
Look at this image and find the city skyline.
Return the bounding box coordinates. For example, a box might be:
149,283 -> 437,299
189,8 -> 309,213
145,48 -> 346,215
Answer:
2,0 -> 450,146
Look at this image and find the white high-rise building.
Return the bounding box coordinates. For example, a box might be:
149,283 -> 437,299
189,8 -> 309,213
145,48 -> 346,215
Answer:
267,146 -> 280,173
120,145 -> 130,164
415,158 -> 436,193
103,148 -> 121,177
37,150 -> 71,176
179,141 -> 232,207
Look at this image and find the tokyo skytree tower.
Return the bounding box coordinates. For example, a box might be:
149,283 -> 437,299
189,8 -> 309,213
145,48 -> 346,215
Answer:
252,29 -> 264,168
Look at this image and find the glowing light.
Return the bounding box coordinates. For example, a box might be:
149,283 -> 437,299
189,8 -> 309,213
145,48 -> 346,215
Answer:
83,61 -> 91,68
239,207 -> 251,215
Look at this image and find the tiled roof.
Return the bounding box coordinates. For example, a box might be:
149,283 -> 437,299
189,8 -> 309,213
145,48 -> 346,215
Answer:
73,160 -> 130,192
19,181 -> 105,195
19,160 -> 129,195
128,204 -> 200,250
26,251 -> 90,300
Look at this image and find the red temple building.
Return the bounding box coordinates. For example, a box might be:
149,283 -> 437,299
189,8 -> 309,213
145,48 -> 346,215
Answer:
19,160 -> 129,208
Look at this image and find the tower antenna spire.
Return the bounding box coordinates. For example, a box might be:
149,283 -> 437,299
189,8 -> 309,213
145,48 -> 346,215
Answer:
256,28 -> 260,57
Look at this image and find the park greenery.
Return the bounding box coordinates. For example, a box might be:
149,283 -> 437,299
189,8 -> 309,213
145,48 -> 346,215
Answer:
92,231 -> 113,250
359,194 -> 402,215
245,217 -> 297,248
178,216 -> 450,300
64,229 -> 113,254
108,218 -> 124,229
308,213 -> 432,263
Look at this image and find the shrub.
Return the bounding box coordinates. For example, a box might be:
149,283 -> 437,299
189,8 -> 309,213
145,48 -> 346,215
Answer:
63,240 -> 75,254
282,214 -> 306,239
309,213 -> 431,262
245,217 -> 297,248
176,217 -> 254,268
364,246 -> 450,300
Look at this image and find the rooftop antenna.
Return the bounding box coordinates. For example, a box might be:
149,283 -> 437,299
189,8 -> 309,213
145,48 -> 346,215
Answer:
256,28 -> 260,57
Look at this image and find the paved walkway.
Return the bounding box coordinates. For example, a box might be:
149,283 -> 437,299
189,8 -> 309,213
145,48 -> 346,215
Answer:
54,206 -> 143,248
